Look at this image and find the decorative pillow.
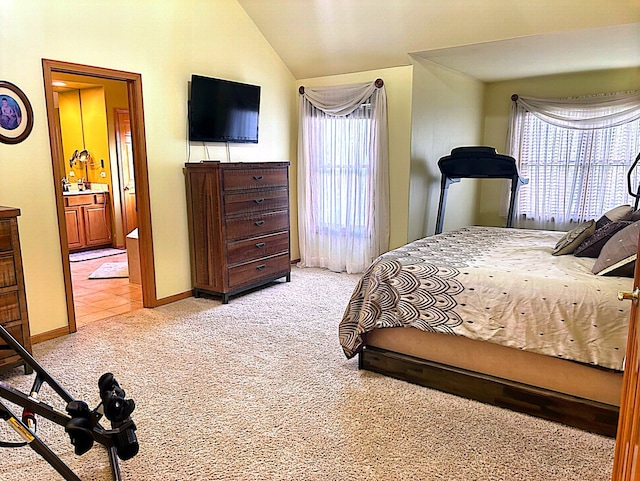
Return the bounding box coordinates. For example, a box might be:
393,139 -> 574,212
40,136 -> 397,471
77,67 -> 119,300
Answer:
552,220 -> 596,256
574,220 -> 632,258
592,220 -> 640,277
595,204 -> 634,229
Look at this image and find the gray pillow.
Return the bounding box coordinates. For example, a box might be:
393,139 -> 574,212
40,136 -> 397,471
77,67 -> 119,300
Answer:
592,220 -> 640,277
574,220 -> 632,258
595,204 -> 634,229
552,220 -> 596,256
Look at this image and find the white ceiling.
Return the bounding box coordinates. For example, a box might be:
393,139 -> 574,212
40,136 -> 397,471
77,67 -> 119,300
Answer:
412,23 -> 640,82
237,0 -> 640,81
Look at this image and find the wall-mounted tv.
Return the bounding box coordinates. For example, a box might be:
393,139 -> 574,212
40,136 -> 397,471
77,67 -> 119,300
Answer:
188,75 -> 261,143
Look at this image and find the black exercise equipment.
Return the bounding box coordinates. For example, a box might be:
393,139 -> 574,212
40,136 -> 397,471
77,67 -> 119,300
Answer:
627,151 -> 640,210
435,146 -> 528,234
0,324 -> 138,480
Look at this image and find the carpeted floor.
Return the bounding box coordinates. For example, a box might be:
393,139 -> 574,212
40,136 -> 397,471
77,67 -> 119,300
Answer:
0,267 -> 615,480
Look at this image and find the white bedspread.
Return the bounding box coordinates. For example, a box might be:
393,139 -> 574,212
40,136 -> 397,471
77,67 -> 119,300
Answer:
339,226 -> 633,371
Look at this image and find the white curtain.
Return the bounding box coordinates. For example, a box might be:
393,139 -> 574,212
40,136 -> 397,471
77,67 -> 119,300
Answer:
507,91 -> 640,230
297,80 -> 390,274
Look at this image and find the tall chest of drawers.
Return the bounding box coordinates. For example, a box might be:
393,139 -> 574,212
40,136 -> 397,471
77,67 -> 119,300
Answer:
184,161 -> 291,303
0,207 -> 32,373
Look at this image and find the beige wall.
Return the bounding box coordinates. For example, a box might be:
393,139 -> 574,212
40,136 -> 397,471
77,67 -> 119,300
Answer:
2,0 -> 638,339
479,67 -> 640,226
296,66 -> 414,250
0,0 -> 297,336
408,58 -> 485,240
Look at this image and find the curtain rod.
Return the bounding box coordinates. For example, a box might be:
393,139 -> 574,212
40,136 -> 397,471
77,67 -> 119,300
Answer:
511,94 -> 519,101
298,78 -> 384,95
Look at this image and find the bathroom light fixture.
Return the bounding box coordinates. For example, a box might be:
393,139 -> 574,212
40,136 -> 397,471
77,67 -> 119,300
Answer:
69,149 -> 79,167
77,149 -> 91,162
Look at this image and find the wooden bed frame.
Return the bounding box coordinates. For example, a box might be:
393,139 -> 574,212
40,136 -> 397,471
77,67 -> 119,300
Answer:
359,327 -> 621,438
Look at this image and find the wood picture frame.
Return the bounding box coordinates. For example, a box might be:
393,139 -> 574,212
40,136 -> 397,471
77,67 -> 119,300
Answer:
0,81 -> 34,144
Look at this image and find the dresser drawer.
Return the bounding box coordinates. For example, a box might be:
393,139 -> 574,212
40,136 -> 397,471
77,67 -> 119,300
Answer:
0,291 -> 20,323
0,255 -> 17,288
227,232 -> 289,265
0,220 -> 12,252
225,210 -> 289,241
223,188 -> 288,216
228,253 -> 290,288
222,167 -> 288,191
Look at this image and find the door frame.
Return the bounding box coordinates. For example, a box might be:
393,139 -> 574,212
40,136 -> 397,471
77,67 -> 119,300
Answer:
42,59 -> 157,333
612,230 -> 640,478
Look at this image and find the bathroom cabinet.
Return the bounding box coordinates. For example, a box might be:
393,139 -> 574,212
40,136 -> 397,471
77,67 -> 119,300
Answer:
64,192 -> 112,252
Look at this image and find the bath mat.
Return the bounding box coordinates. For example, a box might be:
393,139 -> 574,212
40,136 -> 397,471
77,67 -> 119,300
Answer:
88,262 -> 129,279
70,248 -> 125,262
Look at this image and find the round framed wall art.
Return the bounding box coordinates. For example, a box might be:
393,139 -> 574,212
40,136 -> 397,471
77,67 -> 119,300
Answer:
0,81 -> 34,144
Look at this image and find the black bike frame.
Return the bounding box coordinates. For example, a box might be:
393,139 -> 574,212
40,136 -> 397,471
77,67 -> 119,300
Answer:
0,325 -> 133,480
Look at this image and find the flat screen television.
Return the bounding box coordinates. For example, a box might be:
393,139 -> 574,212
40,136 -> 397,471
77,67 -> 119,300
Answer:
188,75 -> 261,143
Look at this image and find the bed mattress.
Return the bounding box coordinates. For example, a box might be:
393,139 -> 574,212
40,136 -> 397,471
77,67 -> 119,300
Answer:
339,226 -> 632,370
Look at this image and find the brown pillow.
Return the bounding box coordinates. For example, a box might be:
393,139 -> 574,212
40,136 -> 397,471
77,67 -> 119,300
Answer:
593,220 -> 640,277
574,221 -> 632,258
595,204 -> 634,229
552,220 -> 596,256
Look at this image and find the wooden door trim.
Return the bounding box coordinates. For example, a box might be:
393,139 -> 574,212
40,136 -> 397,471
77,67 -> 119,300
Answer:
42,59 -> 157,337
612,234 -> 640,479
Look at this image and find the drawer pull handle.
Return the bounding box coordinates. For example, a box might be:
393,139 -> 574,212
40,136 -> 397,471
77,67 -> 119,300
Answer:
253,175 -> 263,181
254,220 -> 265,226
255,242 -> 266,248
256,264 -> 266,270
254,198 -> 265,204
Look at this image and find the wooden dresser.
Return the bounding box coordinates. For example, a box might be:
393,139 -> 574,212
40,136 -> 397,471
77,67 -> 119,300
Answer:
184,161 -> 291,303
0,206 -> 32,373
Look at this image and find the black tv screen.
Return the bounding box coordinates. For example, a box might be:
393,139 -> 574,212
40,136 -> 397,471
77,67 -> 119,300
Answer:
188,75 -> 260,143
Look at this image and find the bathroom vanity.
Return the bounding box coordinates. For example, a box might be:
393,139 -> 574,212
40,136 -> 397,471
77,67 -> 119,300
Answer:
63,191 -> 112,252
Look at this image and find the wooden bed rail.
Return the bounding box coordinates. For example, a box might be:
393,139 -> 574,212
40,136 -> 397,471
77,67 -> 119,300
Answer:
359,346 -> 619,438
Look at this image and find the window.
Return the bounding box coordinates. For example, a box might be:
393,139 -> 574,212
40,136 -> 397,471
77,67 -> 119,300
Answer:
508,92 -> 640,230
311,106 -> 371,237
297,80 -> 389,274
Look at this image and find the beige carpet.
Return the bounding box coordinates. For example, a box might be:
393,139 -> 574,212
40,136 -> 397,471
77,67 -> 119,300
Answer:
0,267 -> 615,480
88,262 -> 129,279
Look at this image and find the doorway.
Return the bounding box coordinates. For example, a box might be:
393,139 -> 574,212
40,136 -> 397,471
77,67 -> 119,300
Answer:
42,59 -> 156,334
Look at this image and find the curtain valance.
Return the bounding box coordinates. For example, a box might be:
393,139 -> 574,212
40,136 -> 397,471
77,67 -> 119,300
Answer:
512,91 -> 640,130
299,80 -> 382,117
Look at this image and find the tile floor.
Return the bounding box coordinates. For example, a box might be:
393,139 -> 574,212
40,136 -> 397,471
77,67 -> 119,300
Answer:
70,252 -> 143,329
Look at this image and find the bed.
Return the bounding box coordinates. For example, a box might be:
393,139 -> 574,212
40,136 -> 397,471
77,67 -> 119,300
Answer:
339,225 -> 636,437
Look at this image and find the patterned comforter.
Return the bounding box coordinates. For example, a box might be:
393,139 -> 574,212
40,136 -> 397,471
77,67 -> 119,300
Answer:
339,226 -> 632,371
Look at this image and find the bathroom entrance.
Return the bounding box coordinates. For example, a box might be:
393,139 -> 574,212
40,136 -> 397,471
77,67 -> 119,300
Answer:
42,59 -> 156,333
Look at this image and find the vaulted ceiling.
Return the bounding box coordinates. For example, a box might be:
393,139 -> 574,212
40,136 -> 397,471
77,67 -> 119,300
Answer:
237,0 -> 640,81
